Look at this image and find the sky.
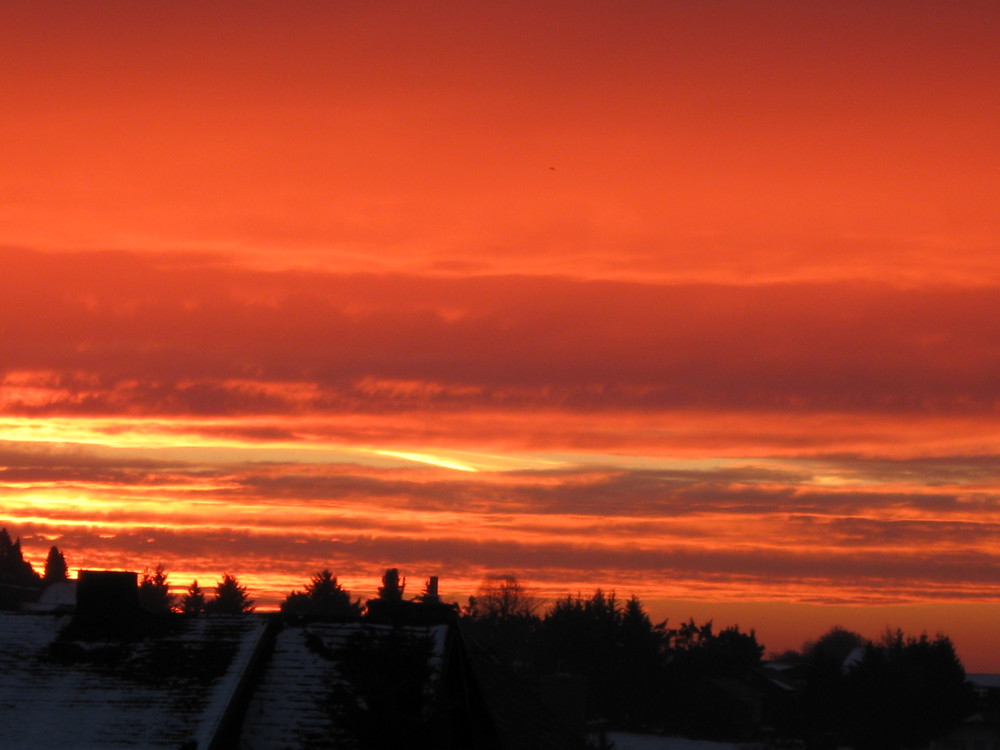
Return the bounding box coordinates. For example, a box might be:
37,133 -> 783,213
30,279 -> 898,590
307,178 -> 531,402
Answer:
2,1 -> 1000,668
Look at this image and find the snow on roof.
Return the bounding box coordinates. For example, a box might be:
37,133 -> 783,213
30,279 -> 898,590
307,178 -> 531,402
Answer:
239,622 -> 448,750
608,733 -> 742,750
38,581 -> 77,606
842,645 -> 866,672
762,659 -> 800,672
0,611 -> 267,749
967,673 -> 1000,690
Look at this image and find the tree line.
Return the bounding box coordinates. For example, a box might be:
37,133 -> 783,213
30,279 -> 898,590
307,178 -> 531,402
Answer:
455,576 -> 975,749
1,530 -> 978,748
137,565 -> 256,615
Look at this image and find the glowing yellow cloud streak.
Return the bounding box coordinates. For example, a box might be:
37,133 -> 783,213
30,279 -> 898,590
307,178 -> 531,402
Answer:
0,416 -> 538,472
367,449 -> 478,472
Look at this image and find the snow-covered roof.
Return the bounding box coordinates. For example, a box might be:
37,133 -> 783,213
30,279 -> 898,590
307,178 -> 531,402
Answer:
842,645 -> 866,672
762,660 -> 800,672
0,611 -> 268,749
608,733 -> 743,750
38,580 -> 77,606
967,673 -> 1000,690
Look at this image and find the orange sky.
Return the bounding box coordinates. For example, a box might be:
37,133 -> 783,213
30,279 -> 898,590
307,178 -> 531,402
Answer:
3,1 -> 1000,668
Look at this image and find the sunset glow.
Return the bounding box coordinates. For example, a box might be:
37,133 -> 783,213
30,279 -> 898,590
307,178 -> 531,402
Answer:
3,1 -> 1000,669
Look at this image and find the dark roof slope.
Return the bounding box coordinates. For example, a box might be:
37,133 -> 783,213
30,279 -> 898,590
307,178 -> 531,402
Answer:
239,621 -> 449,750
459,631 -> 588,750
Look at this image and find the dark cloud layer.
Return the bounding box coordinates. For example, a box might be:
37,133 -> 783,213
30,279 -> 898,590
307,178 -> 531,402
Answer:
4,249 -> 1000,416
11,520 -> 1000,606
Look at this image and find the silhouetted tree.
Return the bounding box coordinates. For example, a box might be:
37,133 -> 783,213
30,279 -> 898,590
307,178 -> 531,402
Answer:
806,625 -> 867,666
462,575 -> 541,683
180,579 -> 206,614
540,590 -> 667,724
466,574 -> 538,621
138,564 -> 174,614
0,528 -> 41,587
206,573 -> 254,613
281,569 -> 360,618
663,619 -> 765,740
669,618 -> 717,652
43,545 -> 68,584
618,595 -> 665,724
376,568 -> 405,602
844,630 -> 974,750
703,624 -> 765,675
799,625 -> 868,749
542,590 -> 620,719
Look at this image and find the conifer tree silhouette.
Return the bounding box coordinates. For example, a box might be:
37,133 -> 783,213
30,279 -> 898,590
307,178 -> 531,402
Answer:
281,569 -> 359,618
377,568 -> 405,601
43,546 -> 69,584
181,579 -> 206,614
138,564 -> 175,613
206,573 -> 254,613
0,528 -> 42,587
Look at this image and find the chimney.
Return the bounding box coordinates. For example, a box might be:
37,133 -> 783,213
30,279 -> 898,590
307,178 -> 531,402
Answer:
72,570 -> 141,637
427,576 -> 439,600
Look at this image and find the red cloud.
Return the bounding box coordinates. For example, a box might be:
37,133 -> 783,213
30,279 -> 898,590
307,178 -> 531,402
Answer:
3,250 -> 1000,419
